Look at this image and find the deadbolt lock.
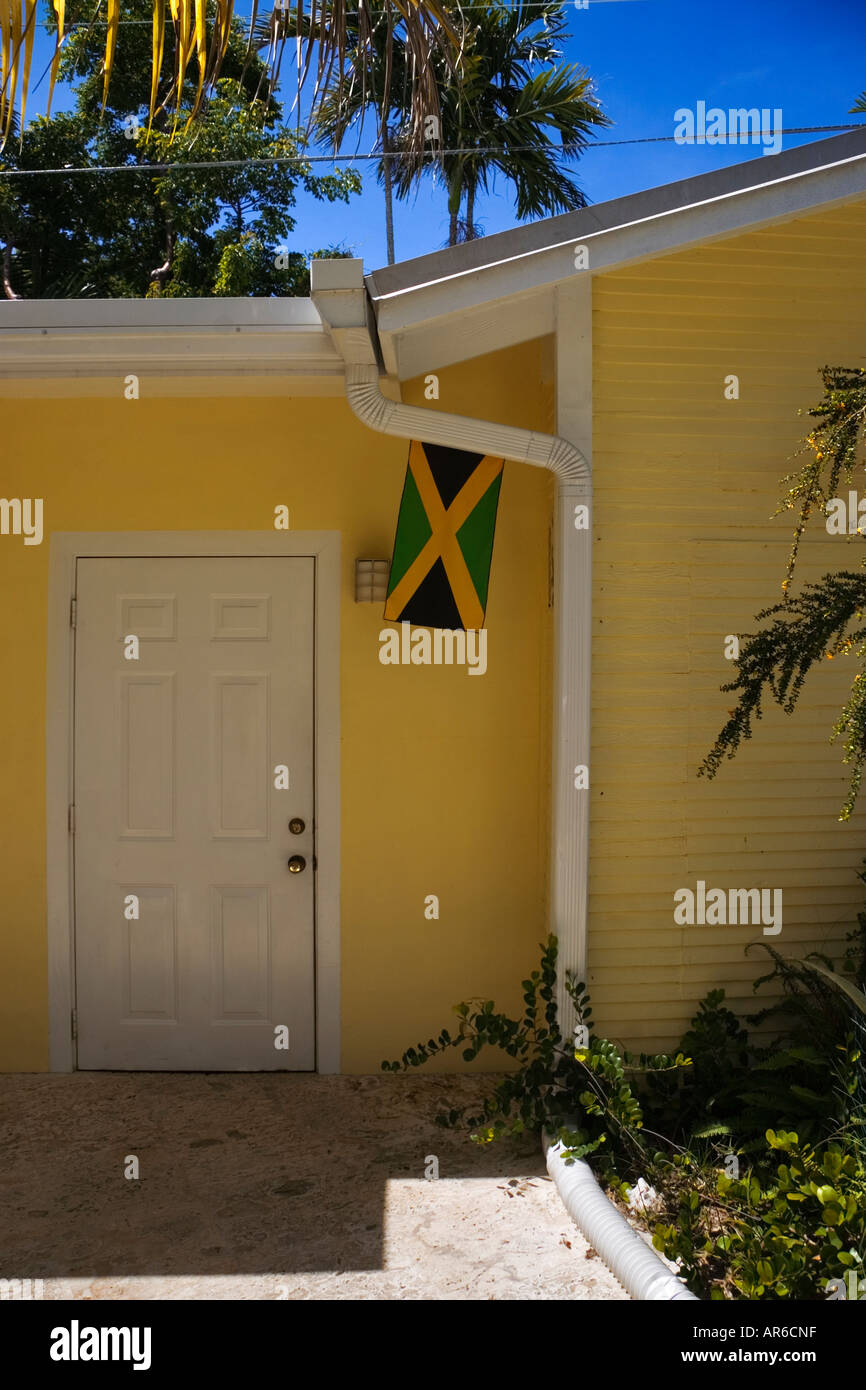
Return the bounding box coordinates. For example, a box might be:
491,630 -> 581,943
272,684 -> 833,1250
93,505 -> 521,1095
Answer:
287,855 -> 306,873
288,818 -> 305,835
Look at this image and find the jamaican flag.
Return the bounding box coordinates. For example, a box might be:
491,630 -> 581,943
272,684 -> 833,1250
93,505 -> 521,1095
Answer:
384,441 -> 504,630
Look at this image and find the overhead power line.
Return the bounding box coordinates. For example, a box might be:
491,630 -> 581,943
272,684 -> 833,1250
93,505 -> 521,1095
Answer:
0,124 -> 861,178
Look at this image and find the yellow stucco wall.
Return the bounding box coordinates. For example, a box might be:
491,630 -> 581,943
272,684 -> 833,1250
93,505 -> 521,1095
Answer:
5,196 -> 865,1074
588,197 -> 866,1051
0,337 -> 554,1072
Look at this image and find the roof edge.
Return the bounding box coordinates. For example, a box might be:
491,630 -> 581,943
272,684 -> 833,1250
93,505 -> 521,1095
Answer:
0,297 -> 325,330
365,127 -> 866,302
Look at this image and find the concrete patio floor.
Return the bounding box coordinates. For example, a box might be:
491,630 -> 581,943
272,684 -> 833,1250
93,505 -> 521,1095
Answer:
0,1072 -> 628,1300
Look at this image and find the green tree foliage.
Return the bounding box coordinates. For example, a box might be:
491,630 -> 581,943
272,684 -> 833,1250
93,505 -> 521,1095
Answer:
0,0 -> 359,297
700,366 -> 866,818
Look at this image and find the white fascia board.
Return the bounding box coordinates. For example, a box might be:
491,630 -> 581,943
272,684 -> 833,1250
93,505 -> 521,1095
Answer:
0,297 -> 342,378
0,297 -> 324,329
372,147 -> 866,366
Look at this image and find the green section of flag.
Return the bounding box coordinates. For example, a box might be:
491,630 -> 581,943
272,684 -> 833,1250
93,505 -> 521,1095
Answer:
387,464 -> 432,595
456,472 -> 503,611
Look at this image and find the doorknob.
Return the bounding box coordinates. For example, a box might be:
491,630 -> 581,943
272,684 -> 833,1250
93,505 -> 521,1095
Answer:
287,855 -> 306,873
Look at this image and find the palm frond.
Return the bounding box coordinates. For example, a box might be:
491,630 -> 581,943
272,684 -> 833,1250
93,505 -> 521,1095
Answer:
101,0 -> 120,114
1,0 -> 22,149
0,0 -> 456,144
18,0 -> 34,130
800,958 -> 866,1020
146,0 -> 166,138
46,0 -> 66,116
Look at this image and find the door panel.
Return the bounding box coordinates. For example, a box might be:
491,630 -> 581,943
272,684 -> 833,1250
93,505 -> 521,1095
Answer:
211,674 -> 269,836
123,884 -> 177,1020
120,672 -> 175,836
74,557 -> 315,1070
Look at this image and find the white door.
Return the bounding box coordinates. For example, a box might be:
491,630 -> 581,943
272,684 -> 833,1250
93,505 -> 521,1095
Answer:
73,557 -> 316,1070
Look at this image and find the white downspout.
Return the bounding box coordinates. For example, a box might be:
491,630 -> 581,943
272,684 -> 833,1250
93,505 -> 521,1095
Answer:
310,259 -> 592,1035
342,360 -> 589,486
340,357 -> 591,1037
312,263 -> 696,1300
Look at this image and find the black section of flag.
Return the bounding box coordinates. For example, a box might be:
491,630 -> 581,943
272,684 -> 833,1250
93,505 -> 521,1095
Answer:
423,443 -> 485,509
398,557 -> 463,630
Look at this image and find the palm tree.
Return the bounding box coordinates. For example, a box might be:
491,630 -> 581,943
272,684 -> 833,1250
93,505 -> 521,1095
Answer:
313,0 -> 608,255
311,3 -> 415,264
393,0 -> 610,246
0,0 -> 457,151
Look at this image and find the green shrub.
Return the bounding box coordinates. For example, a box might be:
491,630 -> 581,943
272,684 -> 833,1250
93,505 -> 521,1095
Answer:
383,892 -> 866,1298
652,1131 -> 866,1300
382,934 -> 688,1173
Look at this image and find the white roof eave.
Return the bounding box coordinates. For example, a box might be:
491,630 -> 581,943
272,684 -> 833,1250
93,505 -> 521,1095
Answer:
367,133 -> 866,378
0,296 -> 343,378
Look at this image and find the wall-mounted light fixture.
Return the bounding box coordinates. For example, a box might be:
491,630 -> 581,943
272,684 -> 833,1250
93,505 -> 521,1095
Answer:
354,559 -> 390,603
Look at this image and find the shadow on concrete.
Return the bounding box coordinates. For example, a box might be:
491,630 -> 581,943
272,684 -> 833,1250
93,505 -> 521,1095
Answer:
0,1073 -> 543,1277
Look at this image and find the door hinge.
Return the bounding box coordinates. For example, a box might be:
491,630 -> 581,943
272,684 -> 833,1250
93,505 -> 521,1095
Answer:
71,1009 -> 78,1041
68,804 -> 75,834
69,597 -> 77,628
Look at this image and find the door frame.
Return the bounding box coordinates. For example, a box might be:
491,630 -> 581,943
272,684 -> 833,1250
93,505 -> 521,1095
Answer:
46,531 -> 341,1073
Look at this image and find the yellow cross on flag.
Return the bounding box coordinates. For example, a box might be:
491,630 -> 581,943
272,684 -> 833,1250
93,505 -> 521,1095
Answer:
384,440 -> 505,630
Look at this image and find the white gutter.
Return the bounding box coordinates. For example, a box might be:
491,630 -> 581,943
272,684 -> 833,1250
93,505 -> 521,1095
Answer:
370,145 -> 866,304
0,296 -> 341,379
311,258 -> 694,1300
543,1134 -> 699,1300
365,128 -> 866,343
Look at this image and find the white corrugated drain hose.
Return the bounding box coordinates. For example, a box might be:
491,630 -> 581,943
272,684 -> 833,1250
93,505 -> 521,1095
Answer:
542,1133 -> 699,1300
343,363 -> 590,488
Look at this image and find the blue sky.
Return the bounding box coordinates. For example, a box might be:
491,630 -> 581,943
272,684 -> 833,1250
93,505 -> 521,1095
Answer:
21,0 -> 866,273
